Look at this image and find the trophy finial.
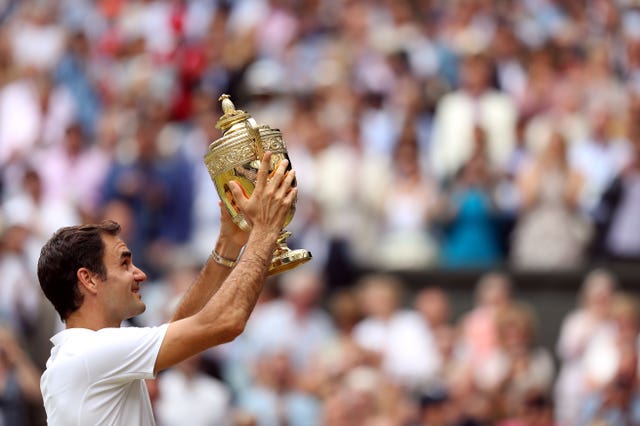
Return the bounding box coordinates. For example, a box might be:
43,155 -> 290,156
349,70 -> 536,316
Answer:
215,94 -> 251,132
219,94 -> 235,115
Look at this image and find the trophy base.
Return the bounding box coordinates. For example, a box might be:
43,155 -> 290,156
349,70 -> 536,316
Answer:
267,231 -> 312,275
268,248 -> 312,275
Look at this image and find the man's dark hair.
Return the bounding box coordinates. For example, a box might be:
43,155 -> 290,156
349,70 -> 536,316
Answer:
37,221 -> 121,320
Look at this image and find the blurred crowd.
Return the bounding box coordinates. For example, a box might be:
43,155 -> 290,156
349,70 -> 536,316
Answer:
1,0 -> 640,425
4,264 -> 640,426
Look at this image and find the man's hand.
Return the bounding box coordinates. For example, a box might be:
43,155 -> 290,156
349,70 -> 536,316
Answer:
218,201 -> 249,249
228,151 -> 297,237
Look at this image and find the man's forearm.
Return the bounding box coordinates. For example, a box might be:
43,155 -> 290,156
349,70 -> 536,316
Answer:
193,228 -> 277,338
171,238 -> 243,322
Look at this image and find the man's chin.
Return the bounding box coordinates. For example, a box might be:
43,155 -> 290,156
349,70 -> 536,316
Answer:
126,303 -> 147,320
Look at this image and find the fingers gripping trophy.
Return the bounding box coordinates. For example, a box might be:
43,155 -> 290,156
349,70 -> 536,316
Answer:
205,94 -> 312,275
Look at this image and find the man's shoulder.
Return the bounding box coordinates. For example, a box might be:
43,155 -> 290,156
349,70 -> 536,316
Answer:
91,325 -> 170,353
50,328 -> 97,356
50,325 -> 168,358
46,324 -> 169,386
96,324 -> 167,337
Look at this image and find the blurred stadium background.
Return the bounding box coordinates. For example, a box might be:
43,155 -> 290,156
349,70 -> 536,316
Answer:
1,0 -> 640,425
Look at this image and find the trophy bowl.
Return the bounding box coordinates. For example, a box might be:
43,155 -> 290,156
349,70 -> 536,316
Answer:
204,94 -> 312,275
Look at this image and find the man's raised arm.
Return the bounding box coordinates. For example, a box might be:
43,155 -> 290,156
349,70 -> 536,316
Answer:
154,152 -> 296,372
169,205 -> 247,322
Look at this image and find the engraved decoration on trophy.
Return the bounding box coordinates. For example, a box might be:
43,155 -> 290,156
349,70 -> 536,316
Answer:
205,94 -> 312,275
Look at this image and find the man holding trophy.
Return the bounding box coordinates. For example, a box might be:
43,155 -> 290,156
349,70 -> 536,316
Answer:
38,96 -> 309,425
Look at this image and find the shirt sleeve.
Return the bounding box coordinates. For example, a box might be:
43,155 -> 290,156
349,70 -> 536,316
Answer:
85,324 -> 169,383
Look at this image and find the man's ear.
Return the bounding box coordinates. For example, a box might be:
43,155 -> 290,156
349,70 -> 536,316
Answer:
77,268 -> 99,295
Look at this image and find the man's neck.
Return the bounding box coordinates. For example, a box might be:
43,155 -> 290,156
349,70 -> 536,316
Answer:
65,309 -> 121,330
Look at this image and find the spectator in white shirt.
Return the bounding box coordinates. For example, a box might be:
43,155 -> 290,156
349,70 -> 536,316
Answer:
569,106 -> 633,214
155,353 -> 232,426
353,274 -> 441,390
430,53 -> 516,182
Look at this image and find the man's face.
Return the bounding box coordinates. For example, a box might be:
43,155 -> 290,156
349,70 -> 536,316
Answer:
97,234 -> 147,323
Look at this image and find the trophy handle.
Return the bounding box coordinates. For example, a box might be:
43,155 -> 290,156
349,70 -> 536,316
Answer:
244,119 -> 264,160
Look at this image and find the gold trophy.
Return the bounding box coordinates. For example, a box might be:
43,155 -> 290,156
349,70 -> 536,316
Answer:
205,94 -> 312,275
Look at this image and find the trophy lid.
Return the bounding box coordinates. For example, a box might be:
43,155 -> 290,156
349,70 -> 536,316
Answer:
215,94 -> 252,133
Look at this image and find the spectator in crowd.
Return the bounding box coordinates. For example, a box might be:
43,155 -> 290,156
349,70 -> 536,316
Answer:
322,365 -> 415,426
511,132 -> 590,270
54,30 -> 101,137
569,106 -> 633,215
2,167 -> 79,273
440,144 -> 501,268
554,268 -> 617,425
414,286 -> 456,385
214,268 -> 335,402
7,2 -> 65,72
237,349 -> 321,426
0,223 -> 40,336
155,353 -> 232,426
592,137 -> 640,261
491,22 -> 527,104
37,122 -> 110,222
579,293 -> 640,426
101,117 -> 194,276
455,272 -> 513,374
415,286 -> 452,339
430,53 -> 516,182
0,70 -> 75,190
0,172 -> 65,372
353,274 -> 441,391
523,78 -> 589,157
475,302 -> 555,419
238,269 -> 335,373
0,326 -> 42,426
375,138 -> 440,269
312,288 -> 367,388
517,47 -> 557,121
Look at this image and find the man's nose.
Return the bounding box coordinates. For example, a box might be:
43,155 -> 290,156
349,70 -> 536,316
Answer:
133,265 -> 147,282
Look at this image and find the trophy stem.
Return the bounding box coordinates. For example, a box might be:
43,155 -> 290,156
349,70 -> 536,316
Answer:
268,230 -> 312,276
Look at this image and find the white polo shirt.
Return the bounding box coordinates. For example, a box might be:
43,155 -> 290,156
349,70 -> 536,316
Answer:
41,324 -> 169,426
